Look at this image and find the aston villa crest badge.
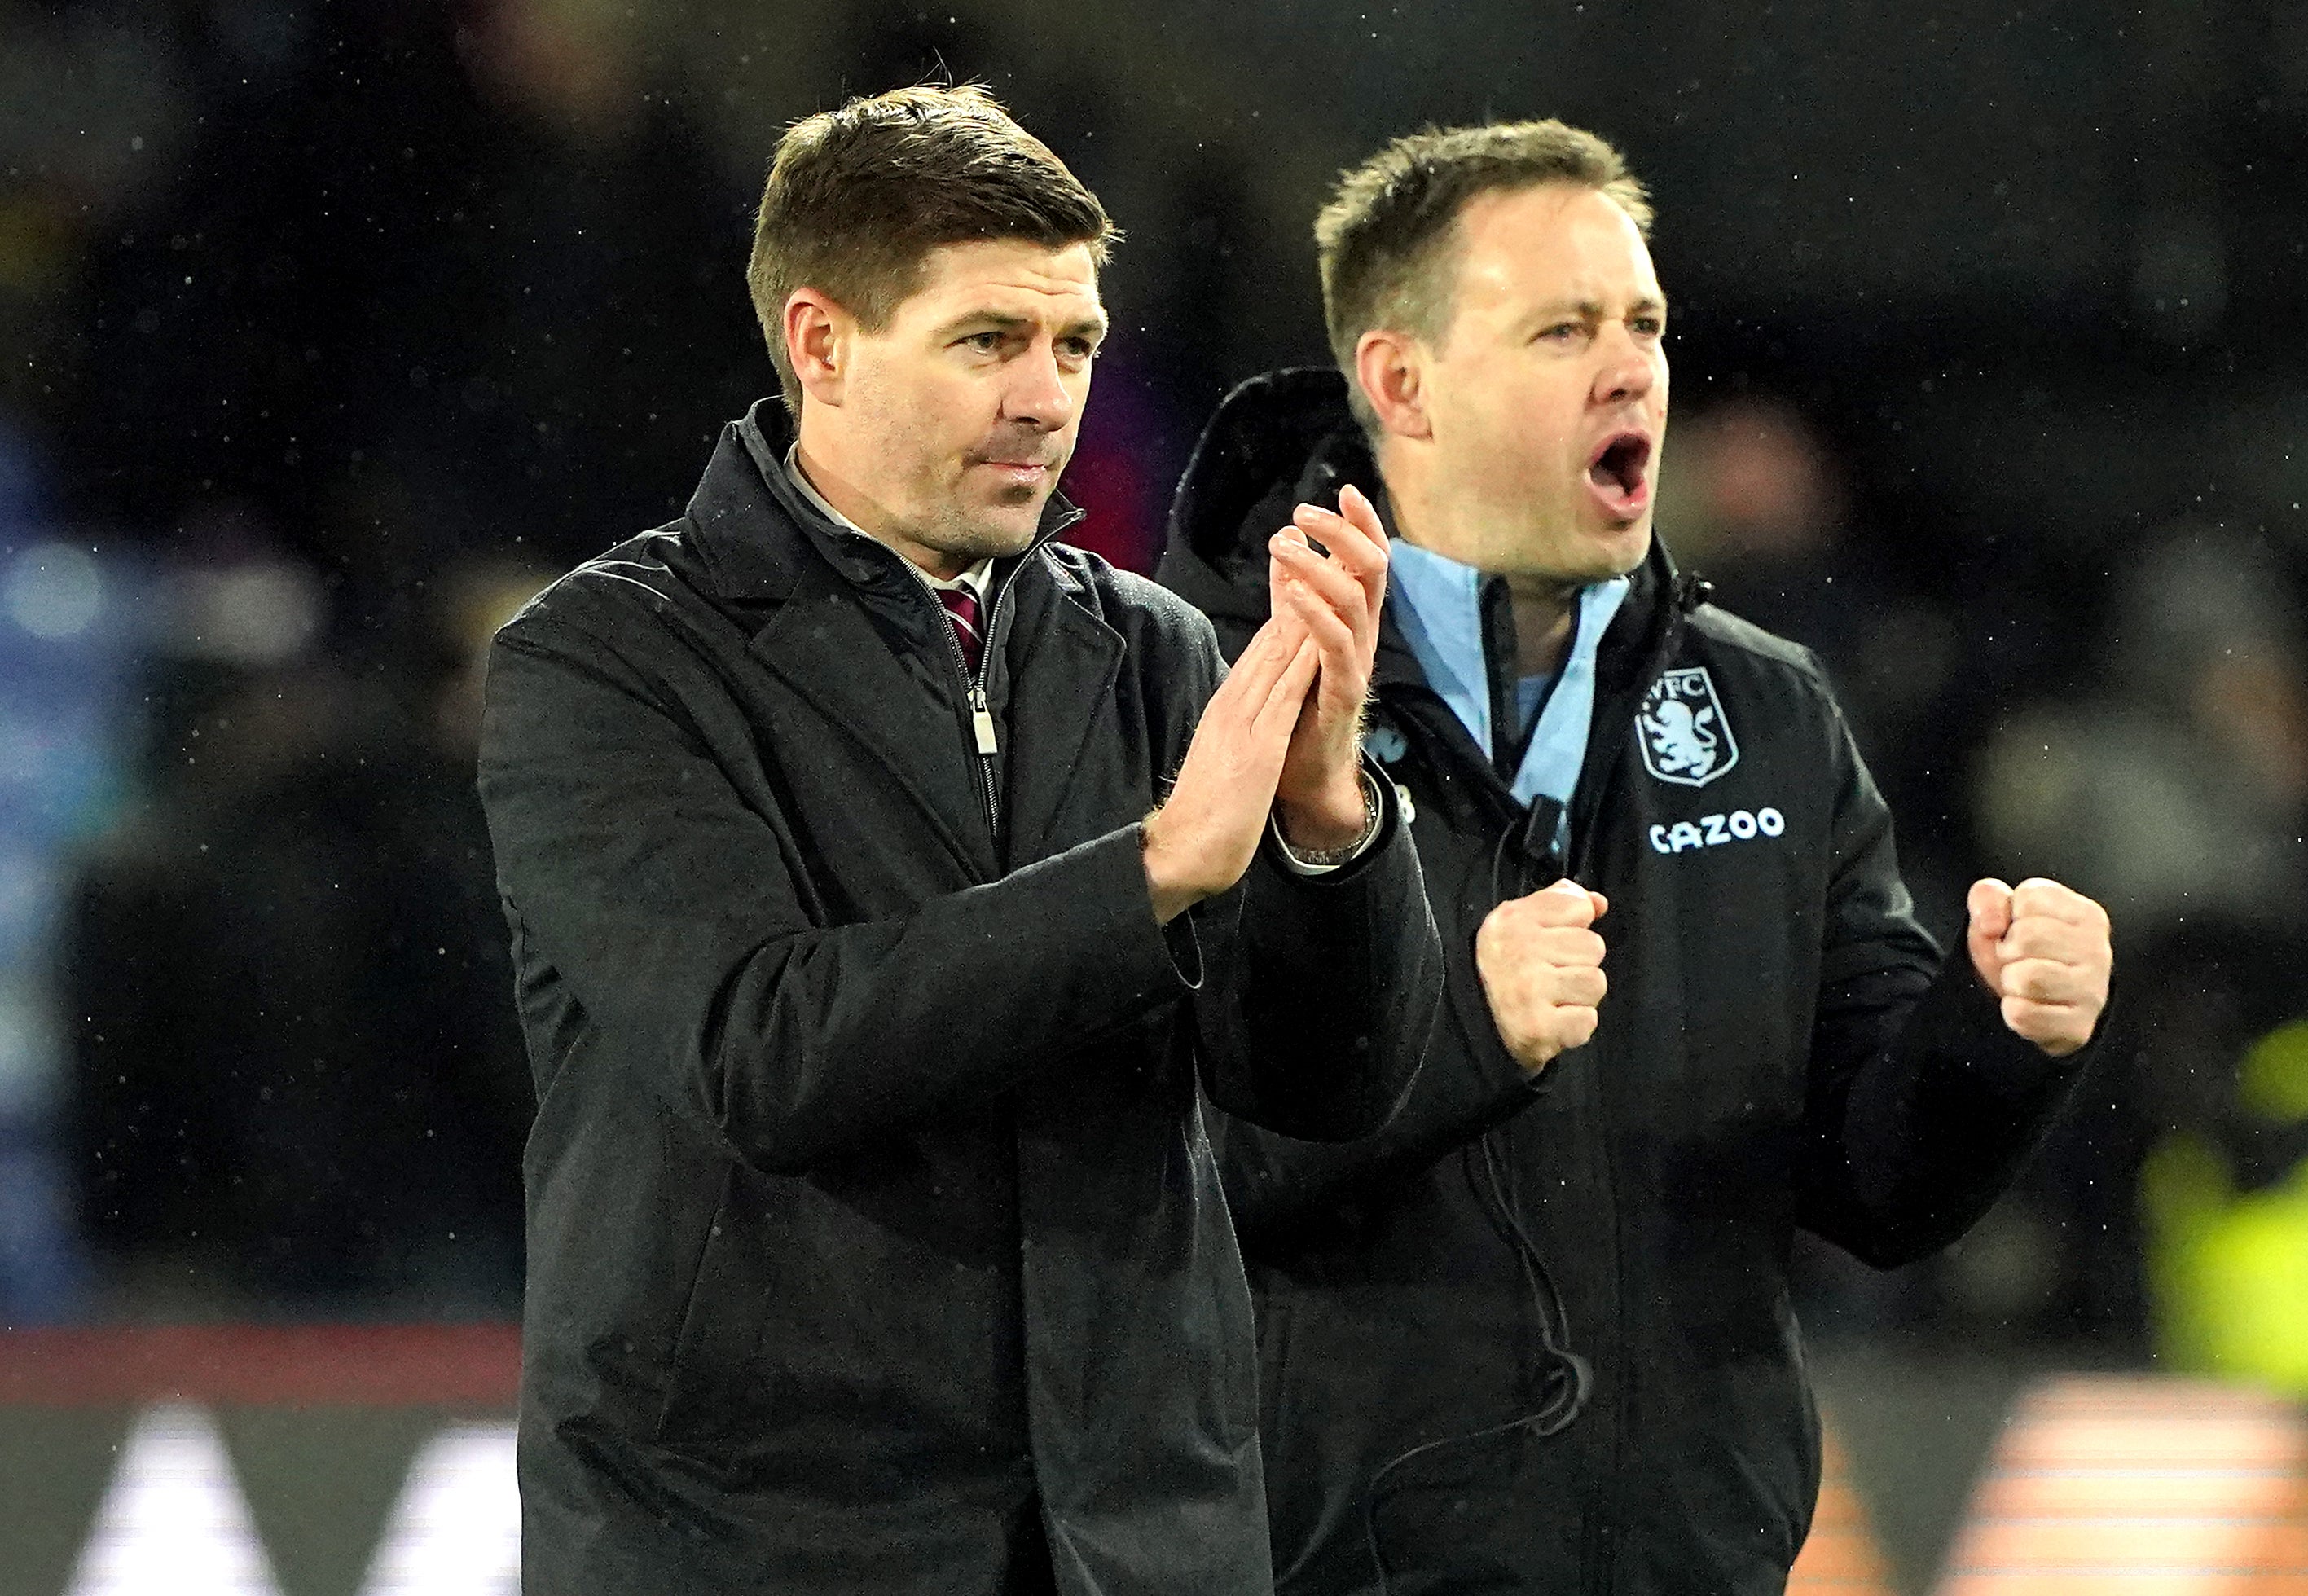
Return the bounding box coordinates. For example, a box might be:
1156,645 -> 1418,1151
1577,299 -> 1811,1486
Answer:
1638,666 -> 1738,787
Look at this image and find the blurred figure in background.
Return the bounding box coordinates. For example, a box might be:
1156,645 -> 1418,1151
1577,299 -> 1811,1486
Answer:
1976,522 -> 2308,955
1967,522 -> 2308,1348
0,421 -> 133,1321
1656,394 -> 1964,902
1658,398 -> 1950,735
64,0 -> 761,578
2137,920 -> 2308,1390
64,539 -> 543,1313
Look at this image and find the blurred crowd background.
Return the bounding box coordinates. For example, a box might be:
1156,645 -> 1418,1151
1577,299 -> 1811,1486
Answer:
1,0 -> 2304,1390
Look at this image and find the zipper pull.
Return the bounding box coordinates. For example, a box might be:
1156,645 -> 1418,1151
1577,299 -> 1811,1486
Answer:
970,685 -> 998,754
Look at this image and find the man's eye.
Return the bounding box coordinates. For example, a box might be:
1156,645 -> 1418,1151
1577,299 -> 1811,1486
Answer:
1539,323 -> 1581,342
961,331 -> 1004,351
1059,338 -> 1098,361
1632,317 -> 1665,336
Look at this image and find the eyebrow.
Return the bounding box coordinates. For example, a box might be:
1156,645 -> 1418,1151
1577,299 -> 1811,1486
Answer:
941,309 -> 1110,341
1533,296 -> 1671,321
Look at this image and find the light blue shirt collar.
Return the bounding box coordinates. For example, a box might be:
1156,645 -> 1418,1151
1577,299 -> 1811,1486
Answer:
1514,576 -> 1629,812
1386,539 -> 1493,756
1385,537 -> 1629,820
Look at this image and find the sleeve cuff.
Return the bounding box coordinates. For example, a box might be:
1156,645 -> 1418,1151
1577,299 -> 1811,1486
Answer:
1270,768 -> 1384,875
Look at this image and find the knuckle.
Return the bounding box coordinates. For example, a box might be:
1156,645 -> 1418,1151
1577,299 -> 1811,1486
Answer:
2002,922 -> 2055,958
2005,961 -> 2058,1000
2012,877 -> 2074,916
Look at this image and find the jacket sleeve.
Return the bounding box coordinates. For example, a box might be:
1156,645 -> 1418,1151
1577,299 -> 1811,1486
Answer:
1192,758 -> 1444,1145
1213,814 -> 1534,1244
1792,701 -> 2097,1267
479,618 -> 1205,1177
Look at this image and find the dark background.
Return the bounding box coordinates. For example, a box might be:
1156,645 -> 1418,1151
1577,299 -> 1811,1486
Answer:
1,0 -> 2302,1392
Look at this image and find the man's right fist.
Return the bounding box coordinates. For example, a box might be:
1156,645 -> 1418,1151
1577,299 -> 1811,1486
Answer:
1475,878 -> 1609,1075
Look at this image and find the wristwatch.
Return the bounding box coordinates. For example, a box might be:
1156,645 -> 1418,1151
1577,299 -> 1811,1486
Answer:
1283,768 -> 1383,867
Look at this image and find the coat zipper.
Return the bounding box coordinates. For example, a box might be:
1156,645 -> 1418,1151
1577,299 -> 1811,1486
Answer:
1577,593 -> 1684,1596
1378,571 -> 1682,1596
930,562 -> 1022,847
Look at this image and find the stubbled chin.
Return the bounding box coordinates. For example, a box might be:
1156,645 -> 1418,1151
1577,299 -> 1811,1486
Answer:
962,508 -> 1046,556
1580,521 -> 1652,579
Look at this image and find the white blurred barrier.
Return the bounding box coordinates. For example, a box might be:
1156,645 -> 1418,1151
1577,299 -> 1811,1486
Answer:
34,1367 -> 2308,1595
64,1406 -> 281,1596
61,1405 -> 520,1596
1937,1375 -> 2308,1594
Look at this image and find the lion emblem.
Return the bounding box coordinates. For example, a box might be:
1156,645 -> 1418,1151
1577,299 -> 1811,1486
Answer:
1638,667 -> 1739,787
1642,700 -> 1719,777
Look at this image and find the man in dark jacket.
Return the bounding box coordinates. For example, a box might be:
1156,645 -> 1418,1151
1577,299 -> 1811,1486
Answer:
477,86 -> 1441,1596
1158,120 -> 2112,1595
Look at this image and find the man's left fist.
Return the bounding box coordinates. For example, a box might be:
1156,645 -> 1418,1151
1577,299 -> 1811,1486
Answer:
1965,876 -> 2112,1058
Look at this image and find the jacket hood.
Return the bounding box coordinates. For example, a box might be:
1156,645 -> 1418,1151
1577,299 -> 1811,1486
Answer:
1156,367 -> 1696,690
1158,368 -> 1383,634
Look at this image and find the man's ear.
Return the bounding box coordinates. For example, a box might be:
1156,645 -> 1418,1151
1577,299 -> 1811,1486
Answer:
785,288 -> 851,407
1354,328 -> 1432,442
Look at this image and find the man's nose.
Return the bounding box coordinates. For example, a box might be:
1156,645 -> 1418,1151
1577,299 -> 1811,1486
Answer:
1592,325 -> 1657,406
1003,341 -> 1077,430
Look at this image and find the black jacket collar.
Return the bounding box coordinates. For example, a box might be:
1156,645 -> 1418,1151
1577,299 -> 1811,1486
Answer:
1157,367 -> 1704,852
685,397 -> 1086,608
1157,367 -> 1695,700
678,398 -> 1116,877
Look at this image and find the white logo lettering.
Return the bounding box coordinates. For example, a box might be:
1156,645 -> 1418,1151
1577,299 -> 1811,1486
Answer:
1649,807 -> 1786,855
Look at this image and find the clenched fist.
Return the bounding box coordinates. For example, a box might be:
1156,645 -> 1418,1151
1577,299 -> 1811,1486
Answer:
1475,878 -> 1610,1075
1966,876 -> 2112,1057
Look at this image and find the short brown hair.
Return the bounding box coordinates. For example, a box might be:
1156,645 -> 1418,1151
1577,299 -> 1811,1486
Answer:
1316,120 -> 1653,431
747,84 -> 1119,414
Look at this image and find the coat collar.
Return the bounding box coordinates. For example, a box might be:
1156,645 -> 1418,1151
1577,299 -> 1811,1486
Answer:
1158,367 -> 1701,845
682,398 -> 1119,880
684,398 -> 1088,605
1156,367 -> 1689,700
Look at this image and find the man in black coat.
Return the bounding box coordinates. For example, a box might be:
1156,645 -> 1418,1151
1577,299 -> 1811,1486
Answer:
477,86 -> 1441,1596
1157,120 -> 2113,1595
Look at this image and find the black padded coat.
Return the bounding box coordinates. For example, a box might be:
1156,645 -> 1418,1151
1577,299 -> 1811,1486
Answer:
1158,370 -> 2095,1596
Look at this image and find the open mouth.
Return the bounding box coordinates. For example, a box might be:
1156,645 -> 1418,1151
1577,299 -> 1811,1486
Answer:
1587,432 -> 1653,506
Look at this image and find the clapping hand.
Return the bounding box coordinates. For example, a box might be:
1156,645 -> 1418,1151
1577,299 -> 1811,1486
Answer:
1266,483 -> 1389,852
